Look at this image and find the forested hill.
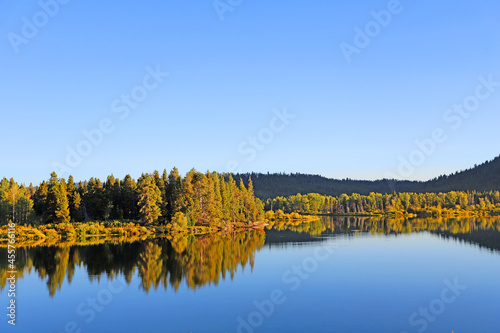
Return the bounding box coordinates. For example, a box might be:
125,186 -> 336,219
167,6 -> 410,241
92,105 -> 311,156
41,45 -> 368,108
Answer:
235,154 -> 500,199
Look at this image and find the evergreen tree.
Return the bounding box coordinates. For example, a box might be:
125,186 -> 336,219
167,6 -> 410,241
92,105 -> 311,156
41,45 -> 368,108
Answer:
33,181 -> 49,217
121,175 -> 138,220
46,172 -> 70,224
157,169 -> 168,223
137,174 -> 162,224
67,175 -> 82,222
108,177 -> 123,219
83,178 -> 108,220
166,167 -> 182,222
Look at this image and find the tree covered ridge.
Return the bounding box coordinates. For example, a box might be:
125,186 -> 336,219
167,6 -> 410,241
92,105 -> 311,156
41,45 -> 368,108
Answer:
0,168 -> 264,226
236,154 -> 500,199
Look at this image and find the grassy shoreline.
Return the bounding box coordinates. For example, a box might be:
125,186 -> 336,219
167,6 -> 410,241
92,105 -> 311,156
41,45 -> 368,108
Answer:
0,220 -> 269,247
0,212 -> 322,247
5,210 -> 495,247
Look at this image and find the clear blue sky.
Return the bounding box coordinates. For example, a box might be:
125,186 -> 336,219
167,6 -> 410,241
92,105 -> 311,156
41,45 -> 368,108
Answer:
1,0 -> 499,184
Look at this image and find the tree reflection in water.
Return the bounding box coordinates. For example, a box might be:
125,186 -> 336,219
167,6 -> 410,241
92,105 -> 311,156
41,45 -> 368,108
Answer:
0,230 -> 266,296
1,216 -> 499,296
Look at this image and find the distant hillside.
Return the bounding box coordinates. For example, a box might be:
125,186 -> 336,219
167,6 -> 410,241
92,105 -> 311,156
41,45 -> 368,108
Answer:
234,154 -> 500,199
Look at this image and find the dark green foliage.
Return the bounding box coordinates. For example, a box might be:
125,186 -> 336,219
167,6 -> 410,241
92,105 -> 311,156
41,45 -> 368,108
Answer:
120,175 -> 138,220
82,178 -> 109,220
33,181 -> 48,217
67,176 -> 82,222
166,167 -> 182,222
106,176 -> 123,220
46,172 -> 70,224
235,154 -> 500,199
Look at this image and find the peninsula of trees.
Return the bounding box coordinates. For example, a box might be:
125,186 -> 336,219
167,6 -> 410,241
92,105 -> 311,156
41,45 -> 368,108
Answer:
0,168 -> 264,227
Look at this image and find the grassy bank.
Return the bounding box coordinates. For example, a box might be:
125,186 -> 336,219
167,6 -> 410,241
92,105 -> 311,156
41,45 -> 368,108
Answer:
0,220 -> 270,247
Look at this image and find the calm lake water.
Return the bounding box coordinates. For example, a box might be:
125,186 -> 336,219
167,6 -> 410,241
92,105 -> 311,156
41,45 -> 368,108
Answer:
1,217 -> 500,333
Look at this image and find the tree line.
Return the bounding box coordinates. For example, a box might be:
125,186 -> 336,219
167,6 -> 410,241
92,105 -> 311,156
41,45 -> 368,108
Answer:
266,191 -> 500,216
2,169 -> 499,226
235,154 -> 500,199
0,168 -> 264,226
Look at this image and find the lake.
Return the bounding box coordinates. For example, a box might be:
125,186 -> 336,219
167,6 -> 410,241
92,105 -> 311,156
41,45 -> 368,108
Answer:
1,217 -> 499,332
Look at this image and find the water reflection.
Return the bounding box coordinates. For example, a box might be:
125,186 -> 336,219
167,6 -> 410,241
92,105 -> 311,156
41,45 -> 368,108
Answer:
1,217 -> 499,296
0,230 -> 265,296
266,216 -> 500,252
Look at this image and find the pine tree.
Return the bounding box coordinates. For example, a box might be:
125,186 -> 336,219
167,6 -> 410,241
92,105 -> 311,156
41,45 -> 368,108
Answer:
46,172 -> 70,224
209,172 -> 223,224
137,174 -> 163,224
157,169 -> 169,223
66,176 -> 82,222
219,174 -> 231,223
166,167 -> 182,222
238,179 -> 249,222
109,177 -> 123,219
182,169 -> 198,223
121,175 -> 138,219
227,175 -> 238,222
83,178 -> 108,220
33,181 -> 48,217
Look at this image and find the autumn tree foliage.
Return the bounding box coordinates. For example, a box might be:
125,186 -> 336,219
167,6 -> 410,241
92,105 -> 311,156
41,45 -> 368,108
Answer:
45,172 -> 70,224
3,168 -> 264,226
137,173 -> 162,224
266,191 -> 500,217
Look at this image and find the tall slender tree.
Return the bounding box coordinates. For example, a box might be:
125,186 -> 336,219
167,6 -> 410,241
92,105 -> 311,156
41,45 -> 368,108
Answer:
137,174 -> 162,224
67,175 -> 82,222
121,175 -> 138,220
46,172 -> 70,224
166,167 -> 182,222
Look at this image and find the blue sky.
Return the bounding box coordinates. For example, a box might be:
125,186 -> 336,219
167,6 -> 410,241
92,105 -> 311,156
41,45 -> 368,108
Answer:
1,0 -> 499,184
